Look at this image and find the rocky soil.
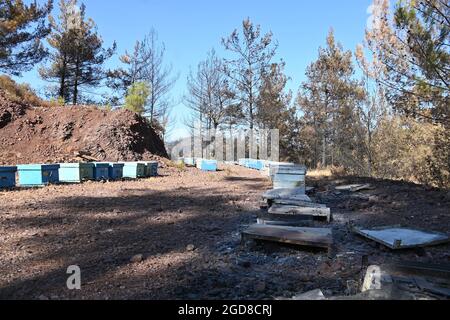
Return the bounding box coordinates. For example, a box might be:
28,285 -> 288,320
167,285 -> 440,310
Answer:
0,89 -> 167,165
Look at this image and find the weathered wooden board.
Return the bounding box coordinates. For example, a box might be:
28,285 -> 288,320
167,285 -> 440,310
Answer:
242,224 -> 332,249
354,227 -> 450,250
272,198 -> 326,208
259,212 -> 314,221
257,217 -> 313,227
335,184 -> 374,192
268,204 -> 331,222
262,188 -> 311,201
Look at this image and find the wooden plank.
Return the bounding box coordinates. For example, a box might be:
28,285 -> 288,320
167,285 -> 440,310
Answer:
262,188 -> 311,201
257,217 -> 313,227
242,224 -> 332,249
268,204 -> 331,222
258,213 -> 314,223
272,199 -> 326,208
335,184 -> 373,192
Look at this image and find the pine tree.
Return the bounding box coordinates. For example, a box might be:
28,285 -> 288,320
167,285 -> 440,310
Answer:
39,0 -> 115,104
124,81 -> 150,115
256,61 -> 298,161
0,0 -> 52,75
185,49 -> 235,130
365,0 -> 449,125
222,18 -> 277,130
297,30 -> 365,168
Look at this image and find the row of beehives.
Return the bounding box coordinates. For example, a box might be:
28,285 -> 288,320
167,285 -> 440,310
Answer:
181,158 -> 218,172
0,161 -> 158,188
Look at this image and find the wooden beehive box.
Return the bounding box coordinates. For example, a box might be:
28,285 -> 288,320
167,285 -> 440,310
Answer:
121,162 -> 146,179
93,162 -> 110,180
270,164 -> 307,191
108,163 -> 124,180
17,164 -> 60,186
59,163 -> 94,183
196,159 -> 218,171
0,166 -> 17,188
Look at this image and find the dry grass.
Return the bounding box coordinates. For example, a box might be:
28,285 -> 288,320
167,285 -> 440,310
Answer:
307,167 -> 334,178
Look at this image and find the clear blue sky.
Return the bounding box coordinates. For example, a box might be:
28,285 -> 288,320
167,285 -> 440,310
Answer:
17,0 -> 374,141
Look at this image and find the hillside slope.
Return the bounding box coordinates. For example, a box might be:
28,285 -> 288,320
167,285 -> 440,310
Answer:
0,90 -> 168,165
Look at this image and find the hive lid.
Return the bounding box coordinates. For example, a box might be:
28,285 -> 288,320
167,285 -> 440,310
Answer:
18,164 -> 60,170
59,163 -> 94,168
120,162 -> 145,167
109,163 -> 124,167
93,162 -> 110,167
0,166 -> 17,172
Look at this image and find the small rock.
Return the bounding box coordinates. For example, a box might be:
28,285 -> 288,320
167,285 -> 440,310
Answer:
38,294 -> 49,300
130,254 -> 144,263
186,244 -> 196,252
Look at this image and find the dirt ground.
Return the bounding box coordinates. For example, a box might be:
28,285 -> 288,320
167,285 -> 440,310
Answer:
0,165 -> 449,300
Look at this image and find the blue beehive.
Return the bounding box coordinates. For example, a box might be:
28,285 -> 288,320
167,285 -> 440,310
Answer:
0,166 -> 17,188
17,164 -> 60,186
196,159 -> 217,172
93,162 -> 110,181
59,163 -> 94,183
108,163 -> 124,180
121,162 -> 146,179
248,159 -> 264,170
238,159 -> 250,167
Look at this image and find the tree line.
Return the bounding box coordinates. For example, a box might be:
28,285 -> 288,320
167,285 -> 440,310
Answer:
1,0 -> 448,187
184,0 -> 449,187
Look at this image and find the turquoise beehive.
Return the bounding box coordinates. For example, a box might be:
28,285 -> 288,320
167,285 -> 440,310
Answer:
59,163 -> 94,183
0,166 -> 17,188
17,164 -> 60,186
121,162 -> 146,179
196,159 -> 217,172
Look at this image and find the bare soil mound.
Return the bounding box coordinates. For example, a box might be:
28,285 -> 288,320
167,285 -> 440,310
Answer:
0,89 -> 168,165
